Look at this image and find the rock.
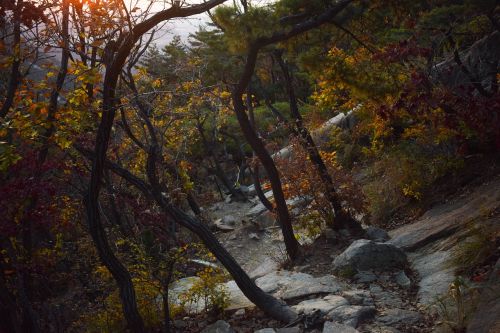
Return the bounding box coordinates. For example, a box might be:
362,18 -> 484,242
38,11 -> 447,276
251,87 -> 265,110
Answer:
222,215 -> 237,226
224,280 -> 254,311
246,184 -> 256,196
326,305 -> 376,328
201,320 -> 235,333
254,211 -> 276,229
410,250 -> 454,305
377,309 -> 422,326
249,232 -> 260,240
394,271 -> 411,289
173,320 -> 187,329
389,178 -> 500,251
255,271 -> 344,300
342,289 -> 373,306
369,285 -> 404,308
232,308 -> 246,318
214,218 -> 235,232
276,328 -> 300,333
239,185 -> 250,194
293,295 -> 348,315
254,329 -> 276,333
354,271 -> 377,283
433,31 -> 500,93
322,321 -> 360,333
333,239 -> 407,272
248,202 -> 269,217
286,196 -> 312,210
375,293 -> 405,308
365,226 -> 390,242
169,276 -> 205,313
215,224 -> 235,232
467,258 -> 500,333
225,195 -> 232,204
249,257 -> 280,279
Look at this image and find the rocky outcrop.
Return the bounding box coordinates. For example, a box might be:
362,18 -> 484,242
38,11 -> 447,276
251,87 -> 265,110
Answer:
389,176 -> 500,305
333,239 -> 408,273
433,31 -> 500,94
467,258 -> 500,333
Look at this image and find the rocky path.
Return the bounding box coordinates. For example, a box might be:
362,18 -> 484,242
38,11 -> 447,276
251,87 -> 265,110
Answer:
174,175 -> 500,332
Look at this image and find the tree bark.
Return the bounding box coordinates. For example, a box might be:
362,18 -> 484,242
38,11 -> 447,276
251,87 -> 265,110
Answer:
274,52 -> 362,233
77,145 -> 298,323
230,0 -> 354,259
84,2 -> 228,331
0,0 -> 22,118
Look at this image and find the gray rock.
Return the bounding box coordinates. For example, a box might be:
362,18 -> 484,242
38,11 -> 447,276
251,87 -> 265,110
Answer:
365,226 -> 390,242
467,258 -> 500,333
377,309 -> 422,326
389,177 -> 500,251
224,280 -> 254,311
322,321 -> 360,333
255,271 -> 344,300
201,320 -> 235,333
225,195 -> 232,204
293,295 -> 348,315
395,271 -> 411,289
254,211 -> 276,229
354,271 -> 377,283
255,329 -> 276,333
232,308 -> 246,318
410,250 -> 455,304
249,257 -> 280,279
369,284 -> 383,293
333,239 -> 407,272
276,328 -> 300,333
326,305 -> 376,328
249,232 -> 260,240
248,202 -> 269,217
286,196 -> 312,210
342,289 -> 373,306
222,215 -> 238,226
433,32 -> 500,93
173,320 -> 187,329
214,218 -> 235,232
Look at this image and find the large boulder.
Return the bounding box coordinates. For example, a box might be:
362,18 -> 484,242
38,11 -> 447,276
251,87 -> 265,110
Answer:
364,226 -> 390,242
333,239 -> 408,273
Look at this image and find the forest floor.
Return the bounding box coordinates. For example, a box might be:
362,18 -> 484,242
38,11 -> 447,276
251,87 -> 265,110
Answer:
173,154 -> 500,333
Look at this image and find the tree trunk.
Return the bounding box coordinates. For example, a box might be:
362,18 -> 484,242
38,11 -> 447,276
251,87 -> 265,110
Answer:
275,52 -> 362,233
0,0 -> 22,118
232,48 -> 300,260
